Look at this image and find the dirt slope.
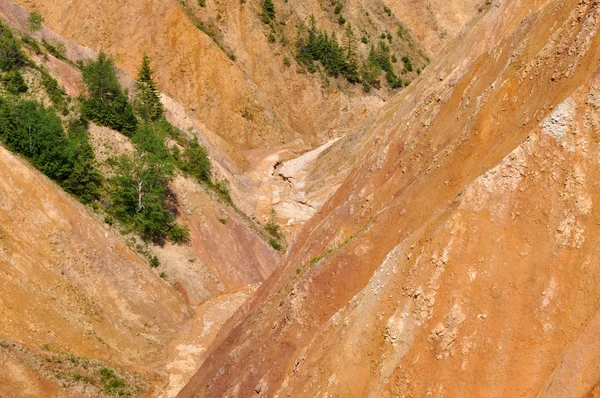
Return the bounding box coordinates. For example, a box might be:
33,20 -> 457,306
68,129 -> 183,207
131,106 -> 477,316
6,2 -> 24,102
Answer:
11,0 -> 442,153
179,0 -> 600,396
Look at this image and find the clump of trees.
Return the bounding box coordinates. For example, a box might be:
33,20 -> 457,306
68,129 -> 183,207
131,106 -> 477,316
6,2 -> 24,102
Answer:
80,52 -> 137,136
297,20 -> 359,83
362,42 -> 403,90
109,121 -> 189,244
0,99 -> 101,202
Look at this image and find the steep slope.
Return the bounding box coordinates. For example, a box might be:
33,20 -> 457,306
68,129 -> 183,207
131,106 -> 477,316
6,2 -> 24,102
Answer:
0,6 -> 281,396
11,0 -> 448,153
179,0 -> 600,396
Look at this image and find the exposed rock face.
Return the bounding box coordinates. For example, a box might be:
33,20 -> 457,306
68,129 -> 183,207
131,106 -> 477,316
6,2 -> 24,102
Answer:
179,0 -> 600,396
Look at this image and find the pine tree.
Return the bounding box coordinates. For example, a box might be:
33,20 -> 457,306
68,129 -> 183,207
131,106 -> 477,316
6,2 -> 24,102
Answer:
343,24 -> 360,83
135,54 -> 164,122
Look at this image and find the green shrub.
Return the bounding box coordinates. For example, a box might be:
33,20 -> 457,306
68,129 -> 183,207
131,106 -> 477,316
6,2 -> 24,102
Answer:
0,23 -> 25,71
40,69 -> 68,113
27,12 -> 44,32
334,2 -> 343,14
261,0 -> 275,24
149,256 -> 160,267
198,0 -> 206,6
99,367 -> 127,395
269,238 -> 283,251
384,6 -> 392,16
283,57 -> 291,67
180,137 -> 211,182
41,38 -> 66,59
2,70 -> 27,94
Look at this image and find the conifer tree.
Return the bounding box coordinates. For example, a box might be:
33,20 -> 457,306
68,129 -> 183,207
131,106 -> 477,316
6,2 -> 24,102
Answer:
135,54 -> 164,122
343,24 -> 360,83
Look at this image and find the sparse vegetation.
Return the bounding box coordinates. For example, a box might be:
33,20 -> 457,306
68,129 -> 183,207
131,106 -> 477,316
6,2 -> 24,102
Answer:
99,367 -> 128,396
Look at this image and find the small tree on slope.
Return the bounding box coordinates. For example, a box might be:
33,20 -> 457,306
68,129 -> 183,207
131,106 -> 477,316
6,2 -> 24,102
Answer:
135,54 -> 164,123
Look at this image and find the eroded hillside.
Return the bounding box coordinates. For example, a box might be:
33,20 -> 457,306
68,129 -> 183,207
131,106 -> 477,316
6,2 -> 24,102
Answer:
179,0 -> 600,396
0,4 -> 280,396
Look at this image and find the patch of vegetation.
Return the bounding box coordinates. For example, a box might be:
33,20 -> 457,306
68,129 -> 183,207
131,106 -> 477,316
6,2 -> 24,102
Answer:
134,54 -> 164,122
99,367 -> 129,396
261,0 -> 276,24
264,208 -> 285,252
384,6 -> 392,16
0,98 -> 101,203
149,255 -> 160,268
41,38 -> 66,60
27,12 -> 44,32
177,136 -> 211,182
1,69 -> 27,94
361,42 -> 402,90
40,69 -> 69,114
0,23 -> 26,71
108,122 -> 189,244
80,52 -> 137,136
296,19 -> 359,84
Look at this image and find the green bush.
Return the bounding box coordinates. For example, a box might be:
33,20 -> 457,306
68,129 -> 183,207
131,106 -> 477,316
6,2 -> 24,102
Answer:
27,12 -> 44,32
80,52 -> 137,136
0,23 -> 26,71
2,70 -> 27,94
261,0 -> 275,24
180,137 -> 211,182
40,69 -> 68,113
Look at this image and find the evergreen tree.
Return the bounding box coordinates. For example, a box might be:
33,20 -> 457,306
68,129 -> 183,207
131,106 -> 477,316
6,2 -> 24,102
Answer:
343,24 -> 360,83
80,52 -> 137,136
134,54 -> 164,122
